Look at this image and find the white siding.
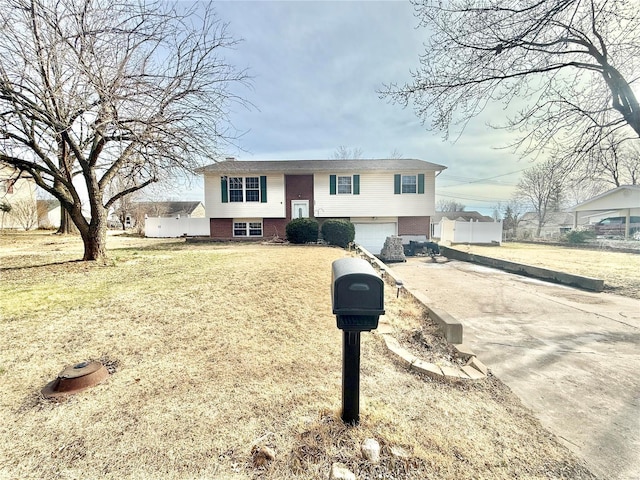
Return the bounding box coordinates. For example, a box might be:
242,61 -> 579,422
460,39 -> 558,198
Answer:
145,217 -> 210,237
313,172 -> 436,218
439,218 -> 503,244
203,173 -> 286,218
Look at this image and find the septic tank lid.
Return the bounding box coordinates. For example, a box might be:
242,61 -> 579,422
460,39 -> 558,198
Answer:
42,360 -> 109,399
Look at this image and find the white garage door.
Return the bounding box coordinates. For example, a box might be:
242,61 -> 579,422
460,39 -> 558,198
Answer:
354,223 -> 397,255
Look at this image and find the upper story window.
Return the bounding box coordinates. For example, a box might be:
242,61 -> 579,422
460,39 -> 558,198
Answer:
229,177 -> 244,202
245,177 -> 260,202
394,173 -> 425,195
329,174 -> 360,195
402,175 -> 417,194
337,176 -> 352,194
3,179 -> 15,194
221,176 -> 267,203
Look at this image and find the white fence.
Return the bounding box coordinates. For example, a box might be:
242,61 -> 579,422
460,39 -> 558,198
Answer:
145,217 -> 209,238
437,218 -> 502,245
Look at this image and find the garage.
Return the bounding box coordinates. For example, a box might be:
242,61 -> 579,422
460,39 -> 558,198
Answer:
353,222 -> 397,254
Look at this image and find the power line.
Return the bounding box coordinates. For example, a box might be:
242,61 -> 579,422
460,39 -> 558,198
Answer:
437,168 -> 526,188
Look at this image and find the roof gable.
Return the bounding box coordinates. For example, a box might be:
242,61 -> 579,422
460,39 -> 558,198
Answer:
572,185 -> 640,211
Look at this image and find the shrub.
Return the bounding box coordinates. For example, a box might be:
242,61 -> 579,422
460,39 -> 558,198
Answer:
286,218 -> 319,244
564,230 -> 595,244
321,219 -> 355,248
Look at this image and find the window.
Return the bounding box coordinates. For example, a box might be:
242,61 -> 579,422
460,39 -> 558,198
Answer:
233,221 -> 263,237
249,222 -> 262,236
222,176 -> 267,203
330,174 -> 359,195
229,177 -> 243,202
245,177 -> 260,202
394,173 -> 425,194
402,175 -> 417,194
337,176 -> 352,194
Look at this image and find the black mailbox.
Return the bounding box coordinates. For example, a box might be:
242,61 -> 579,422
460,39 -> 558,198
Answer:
332,258 -> 384,331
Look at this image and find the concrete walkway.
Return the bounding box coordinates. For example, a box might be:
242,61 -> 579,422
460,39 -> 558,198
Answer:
389,257 -> 640,480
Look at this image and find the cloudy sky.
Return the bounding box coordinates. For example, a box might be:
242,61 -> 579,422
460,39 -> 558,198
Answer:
180,1 -> 533,215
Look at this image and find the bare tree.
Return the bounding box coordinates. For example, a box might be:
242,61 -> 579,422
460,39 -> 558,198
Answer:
584,136 -> 640,187
383,1 -> 640,162
0,0 -> 248,261
437,199 -> 466,212
515,159 -> 567,237
10,199 -> 38,230
332,146 -> 364,160
389,148 -> 403,159
502,201 -> 525,240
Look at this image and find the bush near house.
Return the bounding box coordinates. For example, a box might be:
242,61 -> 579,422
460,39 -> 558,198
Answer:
321,219 -> 355,248
563,230 -> 596,244
286,218 -> 319,244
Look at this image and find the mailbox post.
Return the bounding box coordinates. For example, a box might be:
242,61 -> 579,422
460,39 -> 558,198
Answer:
331,258 -> 384,424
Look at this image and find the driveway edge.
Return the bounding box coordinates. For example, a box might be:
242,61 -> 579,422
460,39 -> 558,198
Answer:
354,246 -> 487,381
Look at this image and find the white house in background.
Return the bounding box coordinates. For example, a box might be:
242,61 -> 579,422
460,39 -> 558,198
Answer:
37,199 -> 61,229
196,158 -> 447,254
111,200 -> 205,229
516,211 -> 590,240
0,164 -> 37,230
570,185 -> 640,239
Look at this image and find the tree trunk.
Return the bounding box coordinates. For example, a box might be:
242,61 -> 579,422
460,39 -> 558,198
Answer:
67,199 -> 108,262
57,207 -> 79,235
81,224 -> 108,262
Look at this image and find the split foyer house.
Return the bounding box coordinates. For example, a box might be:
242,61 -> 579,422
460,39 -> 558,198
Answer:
198,158 -> 446,253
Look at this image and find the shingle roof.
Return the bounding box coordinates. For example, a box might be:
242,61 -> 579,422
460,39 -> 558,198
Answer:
196,158 -> 447,174
133,201 -> 203,216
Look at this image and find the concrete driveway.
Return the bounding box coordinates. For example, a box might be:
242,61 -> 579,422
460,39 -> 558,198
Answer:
389,257 -> 640,480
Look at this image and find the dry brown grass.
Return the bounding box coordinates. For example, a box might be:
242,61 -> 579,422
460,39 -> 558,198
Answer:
453,242 -> 640,299
0,232 -> 595,479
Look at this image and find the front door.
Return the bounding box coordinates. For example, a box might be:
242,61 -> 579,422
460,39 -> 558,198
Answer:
291,200 -> 309,219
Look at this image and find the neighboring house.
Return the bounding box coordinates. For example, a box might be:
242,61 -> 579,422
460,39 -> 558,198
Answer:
197,158 -> 446,254
37,199 -> 61,229
111,201 -> 206,229
0,164 -> 38,230
516,211 -> 587,240
570,185 -> 640,239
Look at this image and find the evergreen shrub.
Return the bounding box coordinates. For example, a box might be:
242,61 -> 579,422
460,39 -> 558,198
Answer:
321,219 -> 355,248
286,218 -> 319,244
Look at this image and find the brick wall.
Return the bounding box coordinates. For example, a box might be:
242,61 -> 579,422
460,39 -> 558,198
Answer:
285,175 -> 314,219
263,218 -> 288,238
398,216 -> 430,236
210,217 -> 288,239
210,218 -> 232,238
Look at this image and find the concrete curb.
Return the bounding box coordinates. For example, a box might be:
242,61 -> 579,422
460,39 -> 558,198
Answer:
354,245 -> 487,381
440,246 -> 605,292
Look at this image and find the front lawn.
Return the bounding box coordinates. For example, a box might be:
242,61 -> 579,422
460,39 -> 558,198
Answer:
0,233 -> 595,479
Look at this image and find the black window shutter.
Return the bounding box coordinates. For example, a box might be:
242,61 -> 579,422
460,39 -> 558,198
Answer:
221,177 -> 228,203
394,174 -> 401,194
329,175 -> 336,195
353,175 -> 360,195
418,174 -> 425,194
260,176 -> 267,203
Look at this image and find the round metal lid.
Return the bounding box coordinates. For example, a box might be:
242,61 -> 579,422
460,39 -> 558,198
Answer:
42,360 -> 109,399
